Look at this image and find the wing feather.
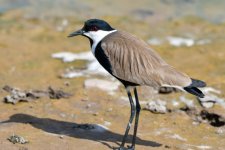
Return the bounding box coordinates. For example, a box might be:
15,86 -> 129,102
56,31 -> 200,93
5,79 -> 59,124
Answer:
101,31 -> 191,88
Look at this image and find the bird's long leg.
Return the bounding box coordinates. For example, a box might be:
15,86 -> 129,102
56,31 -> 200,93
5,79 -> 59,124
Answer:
130,87 -> 141,149
120,87 -> 136,148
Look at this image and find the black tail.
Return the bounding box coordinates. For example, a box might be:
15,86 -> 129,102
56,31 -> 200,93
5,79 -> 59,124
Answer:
184,78 -> 206,98
184,86 -> 204,98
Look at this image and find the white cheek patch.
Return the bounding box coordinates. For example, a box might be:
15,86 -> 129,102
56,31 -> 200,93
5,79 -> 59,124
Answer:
84,30 -> 117,54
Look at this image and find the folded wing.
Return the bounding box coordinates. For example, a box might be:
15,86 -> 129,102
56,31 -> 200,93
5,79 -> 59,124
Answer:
101,31 -> 192,88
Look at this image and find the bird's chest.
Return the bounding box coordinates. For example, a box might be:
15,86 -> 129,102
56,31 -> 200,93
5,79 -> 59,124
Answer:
92,41 -> 139,87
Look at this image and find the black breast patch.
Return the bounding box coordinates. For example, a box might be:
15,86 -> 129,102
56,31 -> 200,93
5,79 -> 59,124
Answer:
94,42 -> 139,87
95,42 -> 113,74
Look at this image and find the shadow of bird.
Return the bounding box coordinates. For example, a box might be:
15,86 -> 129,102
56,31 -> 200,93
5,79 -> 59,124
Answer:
1,113 -> 162,149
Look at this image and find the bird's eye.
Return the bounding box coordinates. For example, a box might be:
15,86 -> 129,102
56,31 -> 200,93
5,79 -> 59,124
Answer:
90,26 -> 98,31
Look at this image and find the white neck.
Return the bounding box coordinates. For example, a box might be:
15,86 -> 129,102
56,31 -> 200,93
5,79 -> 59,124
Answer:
84,30 -> 117,54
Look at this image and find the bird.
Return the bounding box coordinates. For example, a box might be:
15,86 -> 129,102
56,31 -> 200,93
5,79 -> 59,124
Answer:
68,19 -> 206,150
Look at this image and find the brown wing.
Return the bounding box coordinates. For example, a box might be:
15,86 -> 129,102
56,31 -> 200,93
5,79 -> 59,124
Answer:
101,31 -> 191,88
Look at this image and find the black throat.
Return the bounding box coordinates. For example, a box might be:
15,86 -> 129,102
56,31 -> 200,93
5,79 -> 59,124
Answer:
94,42 -> 139,87
94,42 -> 113,74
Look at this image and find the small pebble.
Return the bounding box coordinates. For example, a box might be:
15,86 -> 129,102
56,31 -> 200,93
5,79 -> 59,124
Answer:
81,99 -> 88,101
215,127 -> 225,135
192,121 -> 200,126
59,135 -> 64,139
107,108 -> 113,112
86,104 -> 92,108
93,112 -> 99,116
164,145 -> 171,149
8,134 -> 28,144
64,81 -> 70,86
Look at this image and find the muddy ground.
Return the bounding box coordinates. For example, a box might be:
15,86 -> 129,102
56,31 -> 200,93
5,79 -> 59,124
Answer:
0,1 -> 225,150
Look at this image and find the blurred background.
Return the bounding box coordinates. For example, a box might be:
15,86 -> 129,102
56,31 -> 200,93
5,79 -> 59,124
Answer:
0,0 -> 224,150
0,0 -> 224,86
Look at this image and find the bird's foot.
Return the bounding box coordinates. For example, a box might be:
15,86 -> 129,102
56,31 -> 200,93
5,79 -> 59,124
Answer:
113,147 -> 124,150
127,145 -> 135,150
113,145 -> 134,150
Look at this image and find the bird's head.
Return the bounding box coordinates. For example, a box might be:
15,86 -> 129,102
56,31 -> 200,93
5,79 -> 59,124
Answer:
68,19 -> 115,41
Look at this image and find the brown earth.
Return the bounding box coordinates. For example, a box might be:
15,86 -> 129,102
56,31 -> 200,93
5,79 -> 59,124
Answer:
0,4 -> 225,150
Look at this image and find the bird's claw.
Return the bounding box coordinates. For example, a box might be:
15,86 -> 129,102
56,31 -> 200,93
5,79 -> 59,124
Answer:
127,145 -> 135,150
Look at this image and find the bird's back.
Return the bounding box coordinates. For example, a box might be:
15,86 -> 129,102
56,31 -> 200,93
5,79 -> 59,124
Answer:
101,31 -> 192,88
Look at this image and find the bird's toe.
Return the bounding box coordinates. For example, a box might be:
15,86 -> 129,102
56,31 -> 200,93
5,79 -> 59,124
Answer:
112,147 -> 128,150
113,146 -> 135,150
127,145 -> 135,150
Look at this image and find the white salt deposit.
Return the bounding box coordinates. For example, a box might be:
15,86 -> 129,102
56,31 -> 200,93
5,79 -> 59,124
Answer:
147,36 -> 211,47
84,78 -> 120,92
56,19 -> 69,32
201,87 -> 221,94
147,37 -> 163,45
198,87 -> 225,109
178,87 -> 225,109
196,39 -> 211,45
166,36 -> 194,47
179,96 -> 194,107
62,71 -> 84,78
153,128 -> 171,136
52,51 -> 109,77
183,144 -> 212,150
86,61 -> 108,75
52,51 -> 94,62
172,100 -> 180,107
195,145 -> 212,149
145,100 -> 167,114
168,134 -> 187,141
119,96 -> 148,106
